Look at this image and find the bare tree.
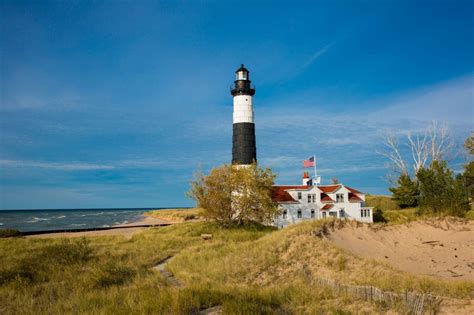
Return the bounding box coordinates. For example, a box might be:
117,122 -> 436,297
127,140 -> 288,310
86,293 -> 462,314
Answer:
427,121 -> 455,162
380,121 -> 455,178
379,134 -> 408,175
407,132 -> 429,174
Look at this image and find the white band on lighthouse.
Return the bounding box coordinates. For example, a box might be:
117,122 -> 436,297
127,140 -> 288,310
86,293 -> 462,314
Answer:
233,95 -> 254,123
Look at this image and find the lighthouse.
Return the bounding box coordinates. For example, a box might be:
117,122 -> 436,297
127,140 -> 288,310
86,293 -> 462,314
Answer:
231,64 -> 256,165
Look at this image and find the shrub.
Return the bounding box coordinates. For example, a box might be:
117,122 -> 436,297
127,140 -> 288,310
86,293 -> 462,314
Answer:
184,214 -> 197,221
372,209 -> 387,223
187,163 -> 279,226
0,229 -> 21,238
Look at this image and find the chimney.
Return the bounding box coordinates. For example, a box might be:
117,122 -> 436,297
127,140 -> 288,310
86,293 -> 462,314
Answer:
302,172 -> 311,186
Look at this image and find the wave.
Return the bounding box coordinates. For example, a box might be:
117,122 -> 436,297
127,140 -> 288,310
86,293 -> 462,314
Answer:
79,212 -> 107,217
54,215 -> 66,219
0,223 -> 3,226
69,223 -> 87,227
26,217 -> 51,223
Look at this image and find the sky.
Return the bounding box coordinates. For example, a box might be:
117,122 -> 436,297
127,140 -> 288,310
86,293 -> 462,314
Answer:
1,0 -> 473,209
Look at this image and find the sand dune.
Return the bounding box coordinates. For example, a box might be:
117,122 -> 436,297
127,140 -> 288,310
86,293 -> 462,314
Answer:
327,218 -> 474,281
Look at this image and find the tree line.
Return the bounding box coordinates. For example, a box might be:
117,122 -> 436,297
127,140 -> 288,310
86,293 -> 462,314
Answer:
382,123 -> 472,217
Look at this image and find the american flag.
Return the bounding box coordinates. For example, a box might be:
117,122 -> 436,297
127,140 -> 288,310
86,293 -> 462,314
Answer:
303,156 -> 315,168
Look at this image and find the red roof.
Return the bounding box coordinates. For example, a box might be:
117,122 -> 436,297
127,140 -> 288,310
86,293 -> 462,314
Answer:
318,185 -> 341,193
346,186 -> 364,194
274,185 -> 313,190
321,204 -> 334,210
271,186 -> 297,202
348,192 -> 363,202
321,193 -> 335,203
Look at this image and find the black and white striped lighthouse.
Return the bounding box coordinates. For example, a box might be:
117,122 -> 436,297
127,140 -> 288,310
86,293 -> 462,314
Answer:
231,64 -> 256,165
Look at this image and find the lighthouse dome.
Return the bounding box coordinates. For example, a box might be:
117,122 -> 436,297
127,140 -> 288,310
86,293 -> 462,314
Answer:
235,64 -> 249,73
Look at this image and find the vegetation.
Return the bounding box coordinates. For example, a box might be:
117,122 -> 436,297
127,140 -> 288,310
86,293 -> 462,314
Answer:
388,174 -> 419,208
0,229 -> 21,238
187,163 -> 279,225
146,208 -> 203,222
460,132 -> 474,199
385,131 -> 473,217
417,160 -> 470,216
1,220 -> 472,314
365,195 -> 399,211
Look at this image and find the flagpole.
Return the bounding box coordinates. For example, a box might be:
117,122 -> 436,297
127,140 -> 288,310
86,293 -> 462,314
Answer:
313,155 -> 317,185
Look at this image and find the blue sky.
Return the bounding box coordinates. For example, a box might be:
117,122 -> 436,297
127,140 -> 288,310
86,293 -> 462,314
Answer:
1,0 -> 473,209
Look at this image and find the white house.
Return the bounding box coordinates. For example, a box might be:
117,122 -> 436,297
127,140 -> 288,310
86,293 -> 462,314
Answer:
272,173 -> 373,227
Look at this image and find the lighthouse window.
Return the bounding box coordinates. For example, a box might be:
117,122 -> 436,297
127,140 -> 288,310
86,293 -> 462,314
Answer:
311,209 -> 315,218
282,210 -> 287,219
297,210 -> 302,218
336,193 -> 344,203
307,194 -> 311,203
297,192 -> 302,200
312,194 -> 316,203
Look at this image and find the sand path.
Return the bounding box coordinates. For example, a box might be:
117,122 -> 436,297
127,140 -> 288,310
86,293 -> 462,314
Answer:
327,218 -> 474,280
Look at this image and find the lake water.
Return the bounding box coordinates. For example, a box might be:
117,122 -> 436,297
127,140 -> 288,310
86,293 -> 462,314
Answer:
0,208 -> 172,232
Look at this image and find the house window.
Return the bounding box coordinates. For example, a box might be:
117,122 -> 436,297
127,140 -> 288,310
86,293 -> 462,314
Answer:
361,209 -> 364,217
312,194 -> 316,203
297,209 -> 302,218
322,212 -> 327,218
361,209 -> 370,218
307,194 -> 311,203
336,193 -> 344,203
339,209 -> 345,218
329,212 -> 337,217
282,210 -> 287,219
311,209 -> 315,218
298,192 -> 302,200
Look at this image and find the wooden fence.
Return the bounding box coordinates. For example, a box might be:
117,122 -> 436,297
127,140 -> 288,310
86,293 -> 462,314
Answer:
312,277 -> 442,314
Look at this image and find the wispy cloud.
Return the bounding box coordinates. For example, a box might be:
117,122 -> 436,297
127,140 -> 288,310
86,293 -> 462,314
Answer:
0,160 -> 115,171
302,42 -> 334,69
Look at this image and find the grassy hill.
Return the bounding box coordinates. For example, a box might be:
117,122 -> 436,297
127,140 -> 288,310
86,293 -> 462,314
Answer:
1,219 -> 472,314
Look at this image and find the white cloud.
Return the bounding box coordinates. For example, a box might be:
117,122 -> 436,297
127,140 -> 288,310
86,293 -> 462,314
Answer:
303,43 -> 334,69
0,160 -> 115,171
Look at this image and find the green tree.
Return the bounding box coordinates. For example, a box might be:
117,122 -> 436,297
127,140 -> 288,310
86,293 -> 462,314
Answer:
417,161 -> 469,216
187,163 -> 279,225
389,174 -> 419,208
461,133 -> 474,199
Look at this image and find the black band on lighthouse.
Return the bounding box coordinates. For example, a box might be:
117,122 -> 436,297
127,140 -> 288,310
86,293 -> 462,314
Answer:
232,122 -> 256,165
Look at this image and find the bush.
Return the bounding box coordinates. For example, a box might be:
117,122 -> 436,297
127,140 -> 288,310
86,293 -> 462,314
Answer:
372,209 -> 387,223
184,214 -> 197,221
187,163 -> 279,225
0,229 -> 21,238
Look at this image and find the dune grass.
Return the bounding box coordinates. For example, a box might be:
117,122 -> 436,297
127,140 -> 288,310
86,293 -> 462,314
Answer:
1,220 -> 472,314
365,195 -> 400,211
146,208 -> 203,222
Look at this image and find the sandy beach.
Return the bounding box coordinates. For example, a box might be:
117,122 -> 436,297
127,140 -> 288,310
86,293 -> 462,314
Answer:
327,218 -> 474,280
27,215 -> 171,239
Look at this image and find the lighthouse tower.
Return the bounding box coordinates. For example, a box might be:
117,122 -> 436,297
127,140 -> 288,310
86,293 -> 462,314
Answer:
231,64 -> 256,165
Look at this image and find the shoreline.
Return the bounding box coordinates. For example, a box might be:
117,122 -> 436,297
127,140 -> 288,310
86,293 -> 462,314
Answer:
25,215 -> 173,239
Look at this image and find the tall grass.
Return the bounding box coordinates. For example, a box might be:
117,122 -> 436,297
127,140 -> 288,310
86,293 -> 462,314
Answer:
1,221 -> 472,314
